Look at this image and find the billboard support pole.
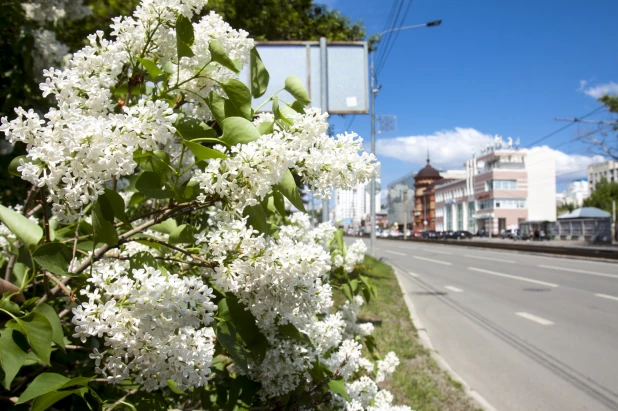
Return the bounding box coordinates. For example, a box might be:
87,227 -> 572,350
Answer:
320,37 -> 330,223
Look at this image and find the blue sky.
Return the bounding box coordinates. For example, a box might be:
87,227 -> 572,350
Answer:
321,0 -> 618,191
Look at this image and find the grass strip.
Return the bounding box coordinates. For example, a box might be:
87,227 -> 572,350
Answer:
357,256 -> 480,411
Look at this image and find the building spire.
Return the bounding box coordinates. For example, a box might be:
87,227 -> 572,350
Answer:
426,147 -> 430,165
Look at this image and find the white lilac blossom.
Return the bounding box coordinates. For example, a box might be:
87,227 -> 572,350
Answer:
341,295 -> 374,339
376,351 -> 400,383
1,0 -> 254,221
22,0 -> 91,23
192,108 -> 378,216
72,262 -> 217,391
31,29 -> 70,83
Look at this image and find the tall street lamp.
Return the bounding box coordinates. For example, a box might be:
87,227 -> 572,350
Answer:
369,20 -> 442,256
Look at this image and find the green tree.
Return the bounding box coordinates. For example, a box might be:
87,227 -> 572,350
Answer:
584,94 -> 618,160
583,178 -> 618,213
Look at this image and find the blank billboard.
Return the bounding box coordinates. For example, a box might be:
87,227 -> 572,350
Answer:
239,41 -> 368,114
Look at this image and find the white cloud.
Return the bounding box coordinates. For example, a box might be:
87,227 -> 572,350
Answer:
377,127 -> 605,182
524,146 -> 605,181
376,127 -> 494,169
580,81 -> 618,99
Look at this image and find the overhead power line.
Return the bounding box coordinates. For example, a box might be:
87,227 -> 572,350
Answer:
525,106 -> 605,148
376,0 -> 416,76
375,0 -> 405,75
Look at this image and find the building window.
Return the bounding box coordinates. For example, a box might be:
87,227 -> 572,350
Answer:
445,206 -> 452,231
486,180 -> 517,190
457,203 -> 464,231
493,198 -> 526,209
468,202 -> 475,231
478,199 -> 491,210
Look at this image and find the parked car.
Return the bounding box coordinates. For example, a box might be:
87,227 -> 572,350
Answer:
500,229 -> 515,239
389,230 -> 403,238
441,230 -> 454,239
422,230 -> 438,239
447,230 -> 473,240
412,231 -> 423,238
377,230 -> 389,238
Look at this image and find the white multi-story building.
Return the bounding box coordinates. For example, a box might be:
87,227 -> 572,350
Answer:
588,160 -> 618,191
556,179 -> 589,208
434,137 -> 557,234
334,178 -> 381,226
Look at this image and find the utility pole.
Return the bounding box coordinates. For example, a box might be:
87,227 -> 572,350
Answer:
403,184 -> 408,239
368,20 -> 442,256
369,50 -> 378,255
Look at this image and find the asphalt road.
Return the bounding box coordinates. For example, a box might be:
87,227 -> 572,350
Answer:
352,238 -> 618,411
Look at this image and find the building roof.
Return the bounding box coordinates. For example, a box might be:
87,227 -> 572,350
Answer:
557,207 -> 611,219
415,159 -> 441,180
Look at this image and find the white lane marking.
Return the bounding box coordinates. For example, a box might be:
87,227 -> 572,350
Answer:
408,272 -> 420,278
538,264 -> 618,279
414,256 -> 452,266
421,248 -> 452,255
596,293 -> 618,302
468,267 -> 559,288
515,312 -> 554,326
464,254 -> 515,264
445,286 -> 463,293
385,250 -> 406,256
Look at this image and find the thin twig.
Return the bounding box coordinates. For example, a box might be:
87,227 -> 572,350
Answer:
4,254 -> 16,281
44,271 -> 79,304
36,201 -> 208,306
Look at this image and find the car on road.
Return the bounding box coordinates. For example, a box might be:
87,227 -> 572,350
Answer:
412,231 -> 423,238
422,230 -> 438,239
500,229 -> 516,239
447,230 -> 473,240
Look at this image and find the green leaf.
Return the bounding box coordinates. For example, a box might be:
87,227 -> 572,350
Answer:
176,15 -> 195,45
150,218 -> 178,235
92,199 -> 118,247
215,321 -> 248,373
8,155 -> 33,177
17,373 -> 68,404
7,313 -> 53,365
17,372 -> 91,404
272,96 -> 291,125
225,294 -> 268,364
129,251 -> 158,273
328,379 -> 350,402
208,39 -> 240,73
0,204 -> 43,248
250,47 -> 269,98
272,191 -> 286,216
32,243 -> 72,276
284,76 -> 310,104
13,262 -> 29,289
135,172 -> 174,199
185,141 -> 228,161
137,57 -> 164,79
205,91 -> 226,125
167,379 -> 185,394
176,15 -> 195,59
243,204 -> 267,234
291,100 -> 307,113
341,283 -> 353,302
31,387 -> 88,411
103,189 -> 130,225
135,150 -> 174,183
256,121 -> 274,135
0,329 -> 29,389
274,170 -> 306,212
33,303 -> 65,349
169,224 -> 195,244
278,323 -> 312,346
221,79 -> 252,120
175,116 -> 217,140
220,117 -> 260,146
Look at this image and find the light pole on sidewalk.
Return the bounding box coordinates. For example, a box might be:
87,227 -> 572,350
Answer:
369,20 -> 442,256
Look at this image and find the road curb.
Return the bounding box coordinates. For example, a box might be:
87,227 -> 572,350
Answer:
392,266 -> 498,411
